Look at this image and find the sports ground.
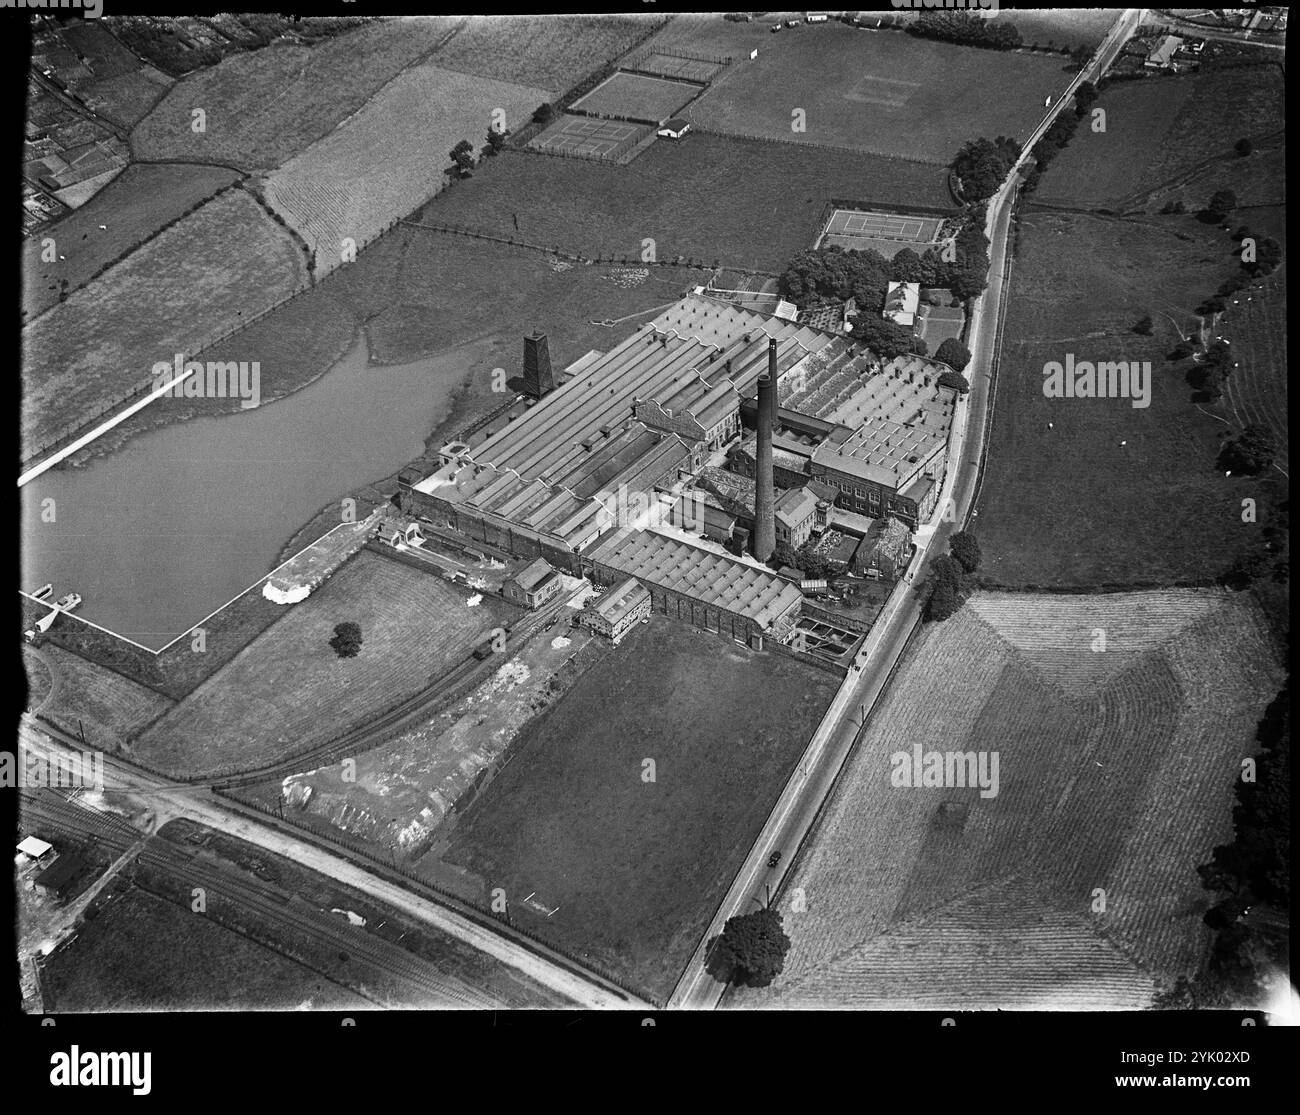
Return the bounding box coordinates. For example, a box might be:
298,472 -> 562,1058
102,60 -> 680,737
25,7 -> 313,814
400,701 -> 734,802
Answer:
571,70 -> 700,122
529,114 -> 651,159
819,207 -> 944,250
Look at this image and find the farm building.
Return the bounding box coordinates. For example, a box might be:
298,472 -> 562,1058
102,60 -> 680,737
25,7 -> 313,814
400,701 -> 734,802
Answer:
502,559 -> 565,610
657,117 -> 692,139
1144,35 -> 1183,69
34,853 -> 89,899
576,576 -> 652,644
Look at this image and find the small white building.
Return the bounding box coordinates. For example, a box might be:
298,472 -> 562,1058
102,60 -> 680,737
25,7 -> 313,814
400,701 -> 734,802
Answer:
657,117 -> 691,140
774,298 -> 800,322
17,836 -> 53,862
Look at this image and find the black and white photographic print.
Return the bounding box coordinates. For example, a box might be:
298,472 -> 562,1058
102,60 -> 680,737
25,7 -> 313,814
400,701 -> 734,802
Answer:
12,1 -> 1291,1094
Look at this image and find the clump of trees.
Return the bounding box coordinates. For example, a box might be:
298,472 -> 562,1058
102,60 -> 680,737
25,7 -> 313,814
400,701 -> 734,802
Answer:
329,622 -> 363,659
482,125 -> 509,158
772,540 -> 833,580
920,531 -> 981,622
532,102 -> 556,126
1133,314 -> 1154,335
1187,339 -> 1233,401
448,139 -> 476,181
909,11 -> 1023,51
1217,423 -> 1276,476
934,338 -> 971,373
1203,188 -> 1237,224
1234,137 -> 1253,157
1021,82 -> 1102,195
951,136 -> 1022,203
713,906 -> 792,988
1163,682 -> 1290,1008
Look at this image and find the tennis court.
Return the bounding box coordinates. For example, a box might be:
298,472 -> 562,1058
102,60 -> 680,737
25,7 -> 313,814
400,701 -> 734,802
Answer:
628,51 -> 723,84
823,208 -> 944,245
528,114 -> 651,160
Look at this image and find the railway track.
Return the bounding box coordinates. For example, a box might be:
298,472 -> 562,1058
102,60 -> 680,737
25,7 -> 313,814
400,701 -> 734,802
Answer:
22,791 -> 495,1009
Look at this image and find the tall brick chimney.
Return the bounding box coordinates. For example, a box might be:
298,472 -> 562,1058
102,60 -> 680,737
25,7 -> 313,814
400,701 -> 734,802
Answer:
752,339 -> 778,562
522,330 -> 554,397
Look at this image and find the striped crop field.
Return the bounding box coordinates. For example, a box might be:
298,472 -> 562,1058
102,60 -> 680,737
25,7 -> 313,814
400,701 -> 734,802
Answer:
21,188 -> 305,450
731,589 -> 1284,1010
131,18 -> 463,172
32,644 -> 175,749
263,63 -> 548,276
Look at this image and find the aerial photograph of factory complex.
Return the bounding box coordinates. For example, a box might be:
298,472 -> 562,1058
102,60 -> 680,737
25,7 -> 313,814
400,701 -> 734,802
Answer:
16,6 -> 1289,1032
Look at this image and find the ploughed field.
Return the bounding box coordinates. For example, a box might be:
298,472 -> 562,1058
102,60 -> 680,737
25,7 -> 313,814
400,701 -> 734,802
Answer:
732,590 -> 1284,1009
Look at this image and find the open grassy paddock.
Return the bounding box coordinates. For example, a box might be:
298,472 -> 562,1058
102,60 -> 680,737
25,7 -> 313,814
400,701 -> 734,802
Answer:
130,549 -> 517,778
430,614 -> 839,1002
41,886 -> 370,1012
687,21 -> 1074,164
571,70 -> 702,122
999,8 -> 1126,50
973,208 -> 1274,589
28,644 -> 174,750
733,590 -> 1283,1009
22,187 -> 305,452
1223,269 -> 1288,473
1036,65 -> 1286,210
429,13 -> 663,92
420,137 -> 952,273
22,162 -> 241,321
130,18 -> 462,171
263,63 -> 548,275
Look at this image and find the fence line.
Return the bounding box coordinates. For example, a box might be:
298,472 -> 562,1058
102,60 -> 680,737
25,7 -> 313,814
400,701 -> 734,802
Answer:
685,122 -> 953,171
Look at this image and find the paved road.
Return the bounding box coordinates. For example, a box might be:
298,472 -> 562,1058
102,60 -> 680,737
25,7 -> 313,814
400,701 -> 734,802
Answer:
668,9 -> 1144,1011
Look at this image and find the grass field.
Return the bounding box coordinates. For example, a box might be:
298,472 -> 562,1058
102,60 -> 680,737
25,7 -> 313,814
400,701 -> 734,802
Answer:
30,644 -> 174,750
1000,8 -> 1125,50
42,886 -> 368,1011
733,590 -> 1283,1009
688,22 -> 1072,164
1223,268 -> 1288,473
632,13 -> 771,60
1036,65 -> 1285,210
22,187 -> 304,451
130,550 -> 516,778
431,14 -> 662,91
57,22 -> 175,126
263,63 -> 548,275
972,208 -> 1273,588
421,136 -> 952,273
22,162 -> 241,321
432,615 -> 838,1002
130,17 -> 461,171
571,71 -> 700,121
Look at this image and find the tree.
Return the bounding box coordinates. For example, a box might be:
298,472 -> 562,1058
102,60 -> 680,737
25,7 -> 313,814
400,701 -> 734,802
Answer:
909,335 -> 929,357
1205,188 -> 1237,222
937,369 -> 970,394
329,622 -> 363,658
850,313 -> 914,360
794,541 -> 832,580
532,102 -> 555,125
482,124 -> 508,157
1133,314 -> 1154,335
448,139 -> 476,179
1167,339 -> 1195,362
1217,424 -> 1276,476
949,530 -> 982,573
890,247 -> 924,283
1234,137 -> 1253,157
926,580 -> 960,622
713,906 -> 791,988
934,337 -> 971,372
771,541 -> 798,571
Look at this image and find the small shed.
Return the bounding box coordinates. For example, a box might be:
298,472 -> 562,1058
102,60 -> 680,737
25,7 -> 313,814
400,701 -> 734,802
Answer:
35,853 -> 89,899
657,118 -> 692,140
17,836 -> 53,861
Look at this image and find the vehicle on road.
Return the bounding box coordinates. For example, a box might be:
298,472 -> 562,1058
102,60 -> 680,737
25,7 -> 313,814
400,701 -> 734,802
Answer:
767,850 -> 782,869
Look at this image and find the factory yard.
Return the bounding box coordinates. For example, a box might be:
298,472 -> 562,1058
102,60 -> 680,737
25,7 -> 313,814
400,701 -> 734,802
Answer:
425,615 -> 838,1002
733,590 -> 1284,1009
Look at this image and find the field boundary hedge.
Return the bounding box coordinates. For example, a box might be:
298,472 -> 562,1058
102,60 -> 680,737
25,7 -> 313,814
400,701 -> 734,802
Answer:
684,121 -> 954,172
